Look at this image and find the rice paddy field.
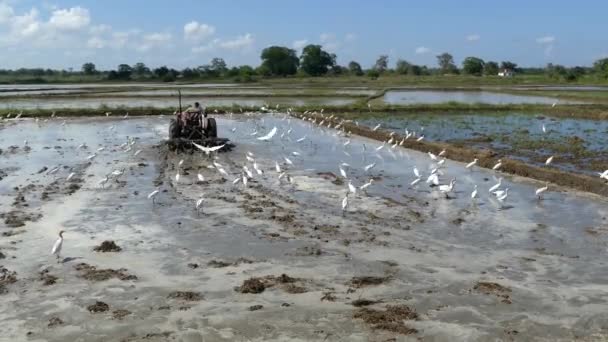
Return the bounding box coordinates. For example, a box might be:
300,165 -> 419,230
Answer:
1,81 -> 607,341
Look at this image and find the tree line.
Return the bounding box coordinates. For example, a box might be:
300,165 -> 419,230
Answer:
3,44 -> 608,82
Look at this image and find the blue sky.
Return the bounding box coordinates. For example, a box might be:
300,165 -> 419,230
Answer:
0,0 -> 606,70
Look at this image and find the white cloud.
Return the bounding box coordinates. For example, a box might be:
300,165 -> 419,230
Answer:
320,33 -> 335,43
345,33 -> 357,42
0,3 -> 14,24
90,24 -> 111,35
49,7 -> 90,30
184,21 -> 215,41
292,39 -> 308,50
415,46 -> 431,54
136,32 -> 172,52
11,8 -> 41,38
466,34 -> 480,41
87,36 -> 105,49
218,33 -> 253,50
536,36 -> 555,44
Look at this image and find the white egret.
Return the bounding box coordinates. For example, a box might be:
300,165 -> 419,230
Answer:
178,159 -> 184,167
364,162 -> 376,172
292,151 -> 301,156
413,167 -> 420,178
439,179 -> 456,198
348,181 -> 357,195
134,149 -> 142,156
489,178 -> 503,193
243,166 -> 253,179
339,166 -> 347,178
232,177 -> 241,185
192,142 -> 225,155
253,162 -> 263,175
372,124 -> 381,131
375,142 -> 385,152
492,159 -> 502,171
197,173 -> 205,182
496,188 -> 509,203
51,230 -> 65,261
360,179 -> 374,191
148,188 -> 160,204
175,171 -> 180,183
535,183 -> 549,200
341,194 -> 349,213
437,159 -> 446,167
217,167 -> 229,178
410,177 -> 422,186
195,197 -> 204,215
599,170 -> 608,180
542,124 -> 547,133
98,176 -> 109,188
438,149 -> 446,157
296,136 -> 307,143
416,135 -> 424,142
66,172 -> 75,181
471,185 -> 478,199
284,156 -> 294,166
275,161 -> 282,173
343,139 -> 351,146
86,153 -> 97,161
428,152 -> 438,161
545,156 -> 554,165
466,158 -> 478,170
257,126 -> 278,141
426,173 -> 439,186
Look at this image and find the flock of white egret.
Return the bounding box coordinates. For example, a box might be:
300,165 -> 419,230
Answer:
2,109 -> 605,260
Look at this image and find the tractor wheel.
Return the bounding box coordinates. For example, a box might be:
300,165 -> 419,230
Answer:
169,119 -> 180,139
207,118 -> 217,138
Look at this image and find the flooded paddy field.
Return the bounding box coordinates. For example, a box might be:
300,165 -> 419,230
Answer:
0,96 -> 357,110
1,113 -> 608,341
378,90 -> 582,105
357,112 -> 608,176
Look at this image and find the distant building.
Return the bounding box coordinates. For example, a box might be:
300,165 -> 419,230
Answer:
498,69 -> 514,77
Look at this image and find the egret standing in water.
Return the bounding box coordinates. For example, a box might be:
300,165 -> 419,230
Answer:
492,159 -> 502,171
535,183 -> 549,201
148,188 -> 160,204
466,158 -> 478,170
545,156 -> 554,165
471,185 -> 478,200
51,231 -> 65,262
439,179 -> 456,198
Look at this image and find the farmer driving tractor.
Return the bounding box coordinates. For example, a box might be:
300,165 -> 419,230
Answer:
170,97 -> 218,140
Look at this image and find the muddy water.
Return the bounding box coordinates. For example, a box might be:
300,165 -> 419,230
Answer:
382,90 -> 582,105
359,113 -> 608,176
0,97 -> 356,110
1,114 -> 608,341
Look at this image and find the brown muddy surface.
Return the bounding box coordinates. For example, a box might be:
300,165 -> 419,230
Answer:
1,115 -> 608,341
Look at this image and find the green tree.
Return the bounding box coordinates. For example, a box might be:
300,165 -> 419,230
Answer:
374,55 -> 389,73
462,57 -> 485,76
408,64 -> 422,76
132,62 -> 150,77
500,61 -> 517,71
300,44 -> 336,76
117,64 -> 132,79
593,58 -> 608,78
260,46 -> 299,76
210,57 -> 228,76
81,62 -> 96,75
153,66 -> 170,78
436,53 -> 458,74
348,61 -> 363,76
395,59 -> 411,74
484,61 -> 499,75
